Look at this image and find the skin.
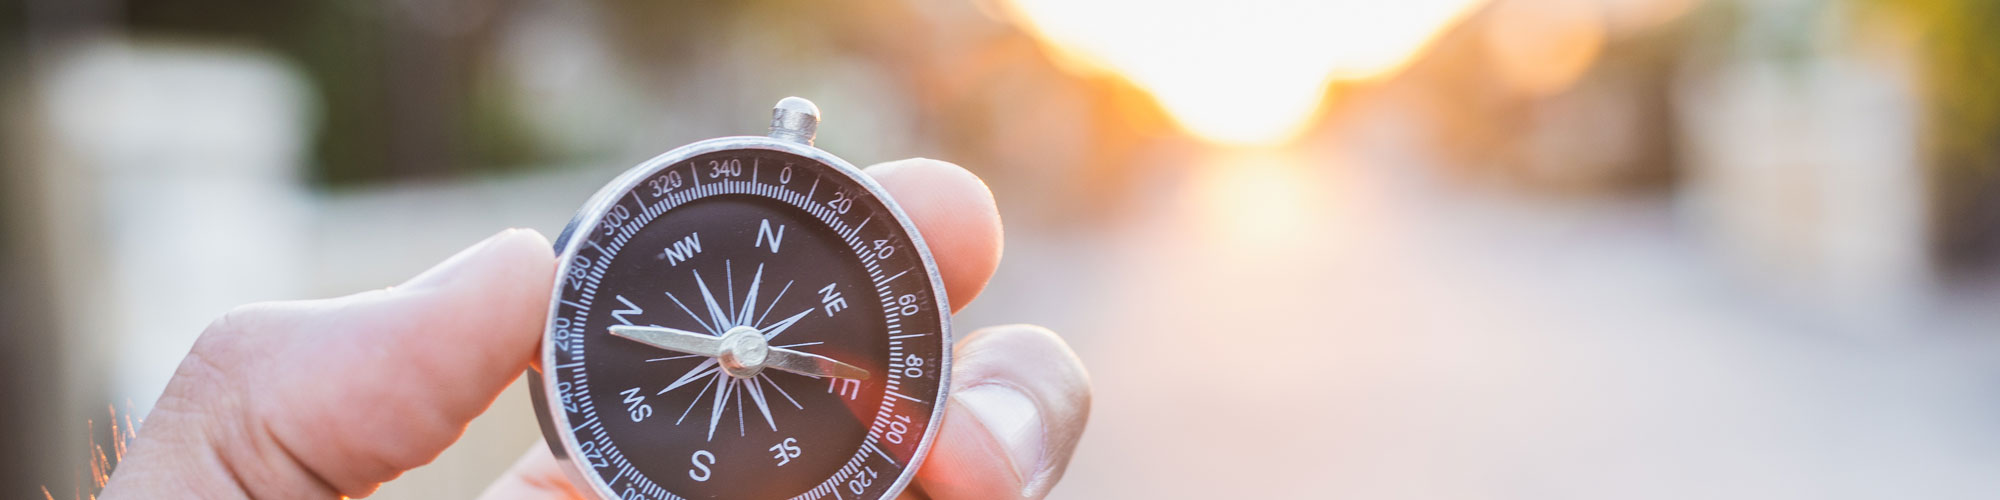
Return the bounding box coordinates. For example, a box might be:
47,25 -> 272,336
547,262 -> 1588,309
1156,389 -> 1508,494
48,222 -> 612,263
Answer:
100,158 -> 1092,500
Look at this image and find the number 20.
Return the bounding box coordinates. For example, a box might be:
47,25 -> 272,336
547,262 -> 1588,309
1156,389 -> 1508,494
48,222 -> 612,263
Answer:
827,191 -> 854,214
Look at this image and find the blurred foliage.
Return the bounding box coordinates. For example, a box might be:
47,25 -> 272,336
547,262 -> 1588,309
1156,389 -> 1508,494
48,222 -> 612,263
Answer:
1386,0 -> 1688,193
1684,0 -> 2000,268
122,0 -> 548,186
1861,0 -> 2000,264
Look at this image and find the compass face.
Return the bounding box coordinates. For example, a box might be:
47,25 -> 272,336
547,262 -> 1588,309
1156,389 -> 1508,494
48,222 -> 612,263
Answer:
534,140 -> 950,500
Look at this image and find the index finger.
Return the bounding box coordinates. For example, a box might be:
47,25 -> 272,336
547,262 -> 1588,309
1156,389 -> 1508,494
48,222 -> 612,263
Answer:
864,158 -> 1004,312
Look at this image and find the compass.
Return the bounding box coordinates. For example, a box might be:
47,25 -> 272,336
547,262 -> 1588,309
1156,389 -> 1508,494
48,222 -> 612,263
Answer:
529,97 -> 950,500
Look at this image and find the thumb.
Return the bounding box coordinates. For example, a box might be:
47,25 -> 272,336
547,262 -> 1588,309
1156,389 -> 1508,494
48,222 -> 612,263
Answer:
911,325 -> 1092,500
105,229 -> 557,498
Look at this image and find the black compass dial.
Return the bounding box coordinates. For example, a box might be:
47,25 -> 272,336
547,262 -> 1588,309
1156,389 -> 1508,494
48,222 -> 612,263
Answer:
535,146 -> 948,500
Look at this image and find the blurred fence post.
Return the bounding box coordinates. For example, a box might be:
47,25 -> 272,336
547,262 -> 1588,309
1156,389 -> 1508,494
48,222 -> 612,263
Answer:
33,38 -> 314,419
1673,2 -> 1930,330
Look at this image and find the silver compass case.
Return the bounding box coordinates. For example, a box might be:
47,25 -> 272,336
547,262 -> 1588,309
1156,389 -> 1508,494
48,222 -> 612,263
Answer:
528,97 -> 952,500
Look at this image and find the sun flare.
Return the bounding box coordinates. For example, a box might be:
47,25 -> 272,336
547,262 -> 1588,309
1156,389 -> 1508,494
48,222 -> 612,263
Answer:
1000,0 -> 1485,145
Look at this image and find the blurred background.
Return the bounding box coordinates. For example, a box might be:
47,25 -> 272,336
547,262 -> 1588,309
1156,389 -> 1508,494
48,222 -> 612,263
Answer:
4,0 -> 2000,498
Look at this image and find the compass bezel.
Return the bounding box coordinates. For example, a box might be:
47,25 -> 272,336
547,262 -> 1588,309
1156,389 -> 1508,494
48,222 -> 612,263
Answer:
528,134 -> 953,500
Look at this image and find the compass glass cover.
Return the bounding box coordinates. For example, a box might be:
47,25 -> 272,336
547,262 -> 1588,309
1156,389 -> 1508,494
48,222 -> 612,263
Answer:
541,146 -> 947,500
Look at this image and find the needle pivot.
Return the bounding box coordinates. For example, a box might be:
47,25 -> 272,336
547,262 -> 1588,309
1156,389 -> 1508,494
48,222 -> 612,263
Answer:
609,324 -> 869,380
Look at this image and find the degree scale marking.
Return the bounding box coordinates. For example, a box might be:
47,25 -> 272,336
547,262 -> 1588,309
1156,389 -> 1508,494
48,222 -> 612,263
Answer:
554,152 -> 941,500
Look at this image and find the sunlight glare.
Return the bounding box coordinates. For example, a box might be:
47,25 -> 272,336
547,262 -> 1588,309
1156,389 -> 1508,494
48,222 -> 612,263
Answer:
1484,0 -> 1607,96
1184,149 -> 1334,252
1000,0 -> 1485,145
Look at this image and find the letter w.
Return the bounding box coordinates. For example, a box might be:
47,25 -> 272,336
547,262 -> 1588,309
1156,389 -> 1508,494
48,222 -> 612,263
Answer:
662,232 -> 703,266
612,295 -> 643,325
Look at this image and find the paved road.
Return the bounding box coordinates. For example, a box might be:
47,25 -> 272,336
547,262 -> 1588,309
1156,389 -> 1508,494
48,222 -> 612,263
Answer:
956,139 -> 2000,499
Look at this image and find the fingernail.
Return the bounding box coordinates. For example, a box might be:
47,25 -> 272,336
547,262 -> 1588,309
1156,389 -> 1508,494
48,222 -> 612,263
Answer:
956,383 -> 1045,485
403,229 -> 525,289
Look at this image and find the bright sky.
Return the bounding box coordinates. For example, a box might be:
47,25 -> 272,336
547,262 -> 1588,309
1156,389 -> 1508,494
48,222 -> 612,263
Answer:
1001,0 -> 1486,145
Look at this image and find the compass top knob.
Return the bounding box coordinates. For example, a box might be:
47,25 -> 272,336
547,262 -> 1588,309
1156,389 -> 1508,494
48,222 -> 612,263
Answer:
769,96 -> 820,146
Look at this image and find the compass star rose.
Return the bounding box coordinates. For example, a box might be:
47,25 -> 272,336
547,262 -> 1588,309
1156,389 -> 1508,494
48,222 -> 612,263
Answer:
611,260 -> 844,441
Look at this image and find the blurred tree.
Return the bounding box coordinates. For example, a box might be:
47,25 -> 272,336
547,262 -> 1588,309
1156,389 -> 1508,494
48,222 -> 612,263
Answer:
1,4 -> 64,499
1387,0 -> 1689,193
122,0 -> 550,186
1859,0 -> 2000,271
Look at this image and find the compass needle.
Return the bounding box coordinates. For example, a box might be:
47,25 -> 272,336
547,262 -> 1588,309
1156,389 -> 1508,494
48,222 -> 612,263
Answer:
609,325 -> 723,358
765,347 -> 871,380
534,98 -> 946,499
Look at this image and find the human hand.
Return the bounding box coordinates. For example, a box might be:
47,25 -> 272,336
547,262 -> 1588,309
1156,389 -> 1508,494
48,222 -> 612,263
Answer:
100,159 -> 1092,500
